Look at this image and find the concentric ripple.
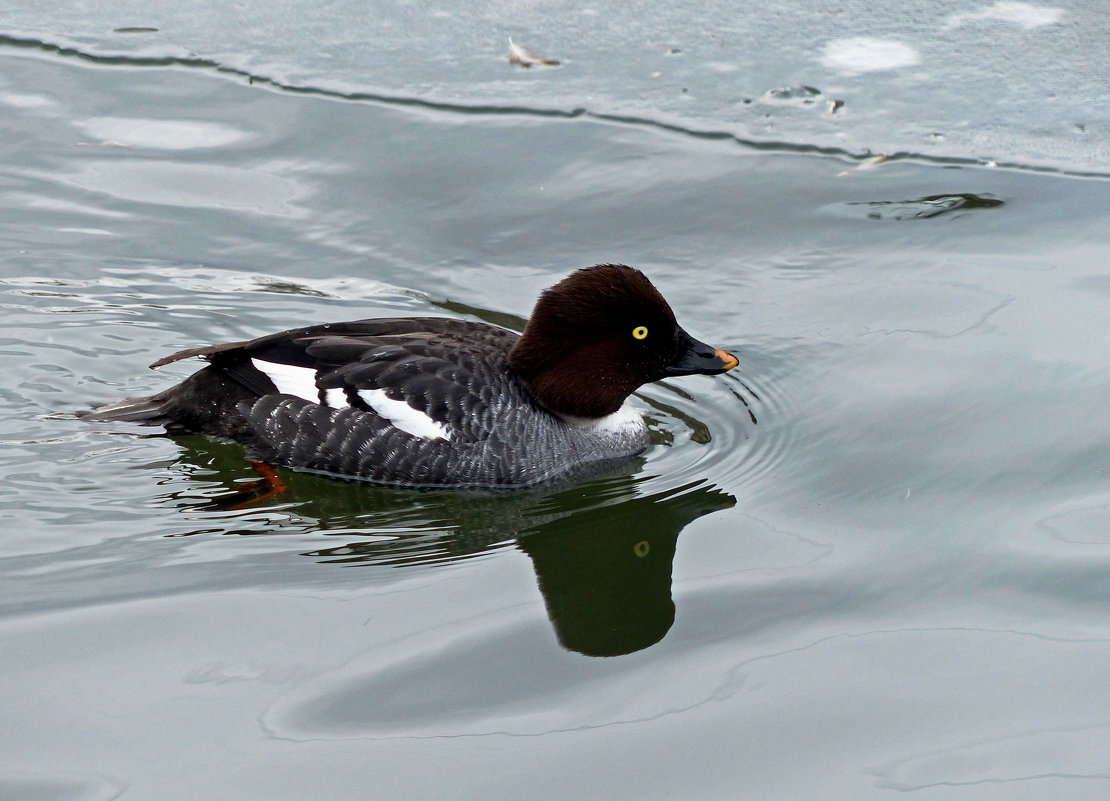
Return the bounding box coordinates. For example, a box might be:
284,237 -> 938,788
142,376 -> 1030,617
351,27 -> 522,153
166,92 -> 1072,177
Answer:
634,335 -> 807,501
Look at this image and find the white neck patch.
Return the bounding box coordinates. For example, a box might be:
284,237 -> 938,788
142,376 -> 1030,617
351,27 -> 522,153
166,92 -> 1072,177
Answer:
562,401 -> 644,436
358,388 -> 450,441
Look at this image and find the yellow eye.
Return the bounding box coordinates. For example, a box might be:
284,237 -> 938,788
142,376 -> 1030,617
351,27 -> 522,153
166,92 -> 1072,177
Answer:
632,325 -> 649,340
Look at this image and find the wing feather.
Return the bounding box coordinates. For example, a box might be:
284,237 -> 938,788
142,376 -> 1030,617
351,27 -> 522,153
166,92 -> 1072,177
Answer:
198,318 -> 520,443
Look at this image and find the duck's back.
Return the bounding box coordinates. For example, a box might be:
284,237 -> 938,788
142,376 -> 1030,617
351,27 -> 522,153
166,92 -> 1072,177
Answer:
90,317 -> 649,488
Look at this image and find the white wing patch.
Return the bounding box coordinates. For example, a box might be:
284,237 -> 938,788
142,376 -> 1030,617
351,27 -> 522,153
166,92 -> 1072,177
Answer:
251,359 -> 320,403
323,388 -> 349,409
358,388 -> 450,440
250,358 -> 447,438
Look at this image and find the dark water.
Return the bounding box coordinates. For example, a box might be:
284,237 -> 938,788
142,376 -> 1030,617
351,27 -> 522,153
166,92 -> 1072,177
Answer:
2,22 -> 1110,801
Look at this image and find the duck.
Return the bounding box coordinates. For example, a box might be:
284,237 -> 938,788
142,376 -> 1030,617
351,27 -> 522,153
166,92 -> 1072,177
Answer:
82,264 -> 738,488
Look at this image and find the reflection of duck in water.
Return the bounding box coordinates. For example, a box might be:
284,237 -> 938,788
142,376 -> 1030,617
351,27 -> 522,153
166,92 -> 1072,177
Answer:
164,436 -> 735,657
519,481 -> 735,656
82,265 -> 737,488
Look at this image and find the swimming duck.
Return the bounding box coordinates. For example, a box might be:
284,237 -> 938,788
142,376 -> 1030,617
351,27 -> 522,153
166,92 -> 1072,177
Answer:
83,264 -> 738,487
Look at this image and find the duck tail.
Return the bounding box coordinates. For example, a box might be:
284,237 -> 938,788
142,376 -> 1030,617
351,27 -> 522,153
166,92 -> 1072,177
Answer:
78,390 -> 173,425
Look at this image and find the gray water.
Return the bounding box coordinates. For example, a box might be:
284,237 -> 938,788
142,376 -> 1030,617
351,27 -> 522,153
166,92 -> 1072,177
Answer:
2,3 -> 1109,799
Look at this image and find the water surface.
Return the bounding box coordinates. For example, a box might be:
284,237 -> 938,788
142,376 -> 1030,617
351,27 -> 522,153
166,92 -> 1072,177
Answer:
1,12 -> 1109,801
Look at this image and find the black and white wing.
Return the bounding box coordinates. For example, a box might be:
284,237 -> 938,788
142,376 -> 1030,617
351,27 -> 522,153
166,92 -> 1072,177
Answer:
158,317 -> 530,484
